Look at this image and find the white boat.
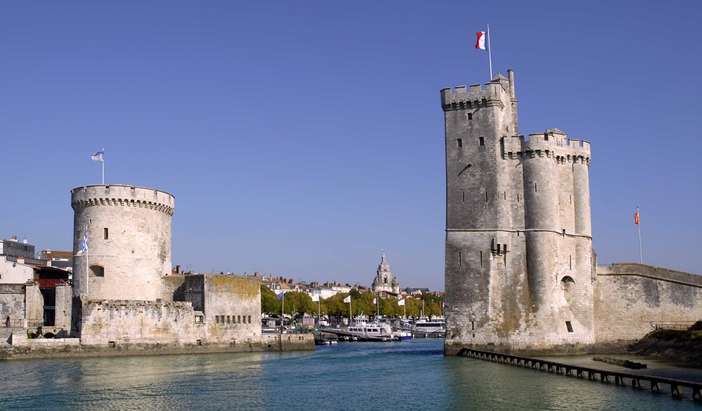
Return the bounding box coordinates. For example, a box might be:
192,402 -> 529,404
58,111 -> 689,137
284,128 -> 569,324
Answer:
413,317 -> 446,337
323,320 -> 396,341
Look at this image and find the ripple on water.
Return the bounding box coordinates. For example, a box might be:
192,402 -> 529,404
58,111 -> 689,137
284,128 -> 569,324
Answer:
0,340 -> 698,411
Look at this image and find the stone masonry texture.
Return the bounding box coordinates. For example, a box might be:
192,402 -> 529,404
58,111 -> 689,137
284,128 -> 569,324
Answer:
441,71 -> 701,355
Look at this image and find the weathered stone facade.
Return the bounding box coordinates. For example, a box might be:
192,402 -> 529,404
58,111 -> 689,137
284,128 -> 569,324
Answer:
442,71 -> 702,354
69,184 -> 264,349
71,184 -> 174,302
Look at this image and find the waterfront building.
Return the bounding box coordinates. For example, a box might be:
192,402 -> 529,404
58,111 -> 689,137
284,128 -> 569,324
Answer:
441,70 -> 702,354
69,184 -> 263,346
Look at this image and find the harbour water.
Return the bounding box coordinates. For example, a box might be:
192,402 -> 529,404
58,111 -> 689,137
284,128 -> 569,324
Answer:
0,339 -> 699,410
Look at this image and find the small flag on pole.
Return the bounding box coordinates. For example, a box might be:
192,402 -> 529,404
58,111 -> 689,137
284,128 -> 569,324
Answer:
475,31 -> 487,50
311,294 -> 320,302
91,150 -> 104,162
372,298 -> 377,305
634,208 -> 640,225
398,299 -> 405,306
343,295 -> 351,304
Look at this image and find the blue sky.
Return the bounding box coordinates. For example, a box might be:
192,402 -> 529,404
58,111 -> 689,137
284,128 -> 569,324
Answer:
1,1 -> 700,289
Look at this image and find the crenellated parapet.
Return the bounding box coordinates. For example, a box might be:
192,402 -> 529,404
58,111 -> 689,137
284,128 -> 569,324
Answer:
441,78 -> 511,112
500,129 -> 591,164
71,184 -> 175,216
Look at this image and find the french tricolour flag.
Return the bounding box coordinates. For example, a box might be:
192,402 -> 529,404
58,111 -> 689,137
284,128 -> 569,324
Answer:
475,31 -> 487,50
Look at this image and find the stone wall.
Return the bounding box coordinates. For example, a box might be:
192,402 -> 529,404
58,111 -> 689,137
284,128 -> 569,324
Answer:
0,284 -> 25,327
594,263 -> 702,345
79,299 -> 202,346
25,283 -> 44,326
54,284 -> 72,331
203,275 -> 261,344
71,184 -> 174,302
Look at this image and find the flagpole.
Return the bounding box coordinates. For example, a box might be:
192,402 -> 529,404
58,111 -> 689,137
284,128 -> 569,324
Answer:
85,226 -> 89,298
101,148 -> 105,184
487,24 -> 494,80
636,207 -> 643,264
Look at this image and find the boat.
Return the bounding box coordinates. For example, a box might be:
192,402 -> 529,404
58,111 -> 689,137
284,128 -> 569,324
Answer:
322,320 -> 397,342
395,329 -> 413,341
413,317 -> 446,338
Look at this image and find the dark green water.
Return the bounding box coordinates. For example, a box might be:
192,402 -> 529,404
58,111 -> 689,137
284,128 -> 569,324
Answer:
0,340 -> 698,410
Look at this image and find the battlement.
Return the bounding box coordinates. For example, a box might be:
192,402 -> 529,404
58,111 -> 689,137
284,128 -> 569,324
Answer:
441,71 -> 514,112
501,129 -> 590,163
71,184 -> 175,216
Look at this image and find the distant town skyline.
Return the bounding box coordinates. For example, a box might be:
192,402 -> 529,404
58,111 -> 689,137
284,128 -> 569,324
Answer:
1,1 -> 701,290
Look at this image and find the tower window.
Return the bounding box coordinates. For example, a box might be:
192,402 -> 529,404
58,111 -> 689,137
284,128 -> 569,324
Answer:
534,183 -> 538,192
480,251 -> 483,267
565,321 -> 573,333
90,265 -> 104,277
569,255 -> 572,270
457,138 -> 463,148
458,251 -> 462,268
104,228 -> 109,240
462,191 -> 465,202
468,113 -> 473,120
544,133 -> 549,141
485,192 -> 488,203
479,137 -> 485,146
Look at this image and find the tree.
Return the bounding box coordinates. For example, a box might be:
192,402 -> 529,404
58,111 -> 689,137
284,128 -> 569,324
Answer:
283,291 -> 315,315
260,285 -> 280,314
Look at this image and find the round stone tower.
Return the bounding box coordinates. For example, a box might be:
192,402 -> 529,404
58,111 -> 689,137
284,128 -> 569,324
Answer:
71,184 -> 175,301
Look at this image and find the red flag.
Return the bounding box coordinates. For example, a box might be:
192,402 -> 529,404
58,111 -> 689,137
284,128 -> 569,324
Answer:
475,31 -> 486,50
634,208 -> 640,225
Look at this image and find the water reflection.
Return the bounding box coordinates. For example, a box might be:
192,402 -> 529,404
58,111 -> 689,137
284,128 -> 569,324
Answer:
0,342 -> 699,411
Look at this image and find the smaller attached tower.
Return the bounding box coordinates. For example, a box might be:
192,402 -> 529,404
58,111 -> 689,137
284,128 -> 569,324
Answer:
71,184 -> 175,302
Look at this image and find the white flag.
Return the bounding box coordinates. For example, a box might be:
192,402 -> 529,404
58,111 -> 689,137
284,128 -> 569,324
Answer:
372,298 -> 377,305
77,227 -> 89,255
91,150 -> 104,162
343,295 -> 351,304
398,299 -> 405,306
311,294 -> 320,302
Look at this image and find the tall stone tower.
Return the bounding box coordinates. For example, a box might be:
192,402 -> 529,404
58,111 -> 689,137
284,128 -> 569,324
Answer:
441,71 -> 595,354
71,184 -> 175,302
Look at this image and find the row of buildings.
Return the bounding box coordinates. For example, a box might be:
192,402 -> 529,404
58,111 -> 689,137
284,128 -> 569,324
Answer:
257,253 -> 442,301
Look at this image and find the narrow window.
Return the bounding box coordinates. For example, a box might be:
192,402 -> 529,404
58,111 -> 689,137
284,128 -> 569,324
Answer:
517,194 -> 520,202
457,138 -> 463,148
226,315 -> 231,324
458,251 -> 462,268
471,321 -> 475,331
238,315 -> 241,323
479,137 -> 485,146
103,228 -> 109,240
562,229 -> 566,236
248,315 -> 252,323
534,183 -> 538,192
215,315 -> 220,324
569,195 -> 572,204
569,255 -> 572,270
462,191 -> 465,202
565,321 -> 573,333
544,133 -> 549,141
485,191 -> 488,203
468,113 -> 473,120
90,265 -> 104,277
503,244 -> 508,254
480,251 -> 483,267
503,192 -> 506,200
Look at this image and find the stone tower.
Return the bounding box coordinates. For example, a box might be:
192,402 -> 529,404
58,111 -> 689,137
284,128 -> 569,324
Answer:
372,253 -> 400,295
441,71 -> 594,354
71,184 -> 175,302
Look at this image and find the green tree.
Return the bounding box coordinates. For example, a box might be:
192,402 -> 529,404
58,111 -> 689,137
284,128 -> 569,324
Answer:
282,291 -> 316,315
260,285 -> 280,314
